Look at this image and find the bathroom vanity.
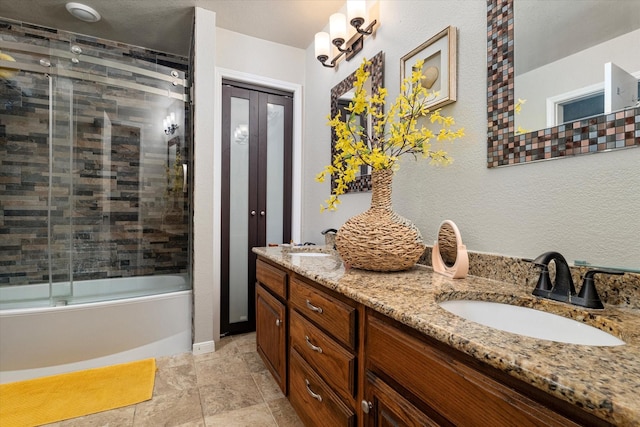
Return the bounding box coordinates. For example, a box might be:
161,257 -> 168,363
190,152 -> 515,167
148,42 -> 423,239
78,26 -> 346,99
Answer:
254,247 -> 640,426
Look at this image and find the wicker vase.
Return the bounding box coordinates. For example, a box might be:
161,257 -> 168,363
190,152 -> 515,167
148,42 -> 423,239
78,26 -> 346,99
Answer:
335,169 -> 425,271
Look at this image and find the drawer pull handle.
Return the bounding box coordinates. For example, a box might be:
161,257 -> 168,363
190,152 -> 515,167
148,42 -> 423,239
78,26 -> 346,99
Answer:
305,379 -> 323,402
305,335 -> 323,353
275,319 -> 281,327
305,299 -> 323,314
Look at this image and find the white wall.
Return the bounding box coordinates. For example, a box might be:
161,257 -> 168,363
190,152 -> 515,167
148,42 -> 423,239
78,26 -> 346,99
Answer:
193,19 -> 306,347
216,28 -> 306,85
303,1 -> 640,270
192,7 -> 217,352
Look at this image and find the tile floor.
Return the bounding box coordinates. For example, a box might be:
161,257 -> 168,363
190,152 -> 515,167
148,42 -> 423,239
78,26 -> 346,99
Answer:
43,332 -> 304,426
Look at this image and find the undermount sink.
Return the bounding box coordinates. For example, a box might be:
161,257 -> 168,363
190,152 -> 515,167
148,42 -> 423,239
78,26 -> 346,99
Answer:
439,300 -> 625,346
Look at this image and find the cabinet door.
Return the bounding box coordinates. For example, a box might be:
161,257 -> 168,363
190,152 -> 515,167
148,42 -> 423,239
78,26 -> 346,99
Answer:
363,372 -> 443,427
256,284 -> 287,393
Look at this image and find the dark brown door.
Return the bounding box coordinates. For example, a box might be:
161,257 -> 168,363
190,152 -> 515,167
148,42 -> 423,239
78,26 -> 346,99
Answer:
221,81 -> 292,335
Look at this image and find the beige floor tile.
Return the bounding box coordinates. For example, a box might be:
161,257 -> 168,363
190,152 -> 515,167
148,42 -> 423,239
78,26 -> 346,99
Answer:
232,332 -> 258,354
195,353 -> 250,387
42,406 -> 136,427
40,333 -> 302,427
204,402 -> 277,427
154,361 -> 198,396
156,352 -> 195,370
252,369 -> 285,402
133,388 -> 203,427
267,397 -> 305,427
198,373 -> 264,417
174,421 -> 206,427
242,350 -> 269,373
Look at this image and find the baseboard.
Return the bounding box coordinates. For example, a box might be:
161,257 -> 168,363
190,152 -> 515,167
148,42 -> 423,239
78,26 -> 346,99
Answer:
192,340 -> 215,355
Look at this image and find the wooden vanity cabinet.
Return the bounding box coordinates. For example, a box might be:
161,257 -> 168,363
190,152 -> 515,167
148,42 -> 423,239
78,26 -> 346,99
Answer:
288,275 -> 358,427
363,310 -> 612,427
255,259 -> 288,394
255,256 -> 613,427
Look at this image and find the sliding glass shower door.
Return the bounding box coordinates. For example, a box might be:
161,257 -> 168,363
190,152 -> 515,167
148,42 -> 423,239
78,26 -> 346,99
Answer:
0,33 -> 191,308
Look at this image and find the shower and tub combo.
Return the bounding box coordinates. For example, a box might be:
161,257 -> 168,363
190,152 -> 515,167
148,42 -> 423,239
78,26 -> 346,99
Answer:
0,20 -> 193,383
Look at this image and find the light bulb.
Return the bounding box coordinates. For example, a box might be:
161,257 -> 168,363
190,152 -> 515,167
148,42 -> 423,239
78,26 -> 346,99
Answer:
330,13 -> 347,45
315,32 -> 330,60
348,0 -> 366,26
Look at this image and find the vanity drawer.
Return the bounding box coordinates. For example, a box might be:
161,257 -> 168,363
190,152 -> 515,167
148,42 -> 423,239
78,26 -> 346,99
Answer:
256,259 -> 287,299
289,276 -> 357,349
290,309 -> 355,402
289,348 -> 355,427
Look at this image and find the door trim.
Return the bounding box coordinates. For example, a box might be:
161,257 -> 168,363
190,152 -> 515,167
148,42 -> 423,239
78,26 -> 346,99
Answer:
213,67 -> 302,341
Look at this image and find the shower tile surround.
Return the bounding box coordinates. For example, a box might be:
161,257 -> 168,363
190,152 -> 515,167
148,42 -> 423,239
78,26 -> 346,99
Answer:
486,0 -> 640,167
0,18 -> 190,285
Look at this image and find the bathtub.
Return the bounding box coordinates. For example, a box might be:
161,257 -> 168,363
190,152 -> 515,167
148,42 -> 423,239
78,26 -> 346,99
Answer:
0,275 -> 192,383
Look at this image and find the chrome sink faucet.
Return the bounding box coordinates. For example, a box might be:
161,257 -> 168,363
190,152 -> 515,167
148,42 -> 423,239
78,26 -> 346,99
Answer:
529,251 -> 623,309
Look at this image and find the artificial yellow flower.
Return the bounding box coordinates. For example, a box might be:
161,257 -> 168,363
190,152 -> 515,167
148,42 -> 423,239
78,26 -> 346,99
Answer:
317,57 -> 464,211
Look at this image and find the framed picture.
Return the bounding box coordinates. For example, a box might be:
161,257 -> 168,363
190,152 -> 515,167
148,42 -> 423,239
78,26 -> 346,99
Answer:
401,26 -> 457,111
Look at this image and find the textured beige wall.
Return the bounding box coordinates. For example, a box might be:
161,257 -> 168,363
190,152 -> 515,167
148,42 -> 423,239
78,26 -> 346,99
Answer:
302,0 -> 640,270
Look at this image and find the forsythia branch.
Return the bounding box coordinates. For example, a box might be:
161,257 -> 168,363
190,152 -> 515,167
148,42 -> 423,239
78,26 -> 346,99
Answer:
316,57 -> 465,211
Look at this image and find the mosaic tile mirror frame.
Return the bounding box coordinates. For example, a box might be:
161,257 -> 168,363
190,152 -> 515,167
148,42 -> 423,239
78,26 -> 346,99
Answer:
486,0 -> 640,168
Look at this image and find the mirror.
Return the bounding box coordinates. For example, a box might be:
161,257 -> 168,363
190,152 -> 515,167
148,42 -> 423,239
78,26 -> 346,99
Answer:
432,220 -> 468,279
514,1 -> 640,132
330,51 -> 384,193
487,0 -> 640,168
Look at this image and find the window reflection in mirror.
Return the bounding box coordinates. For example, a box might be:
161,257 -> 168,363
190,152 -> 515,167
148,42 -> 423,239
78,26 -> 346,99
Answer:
330,51 -> 384,193
514,0 -> 640,132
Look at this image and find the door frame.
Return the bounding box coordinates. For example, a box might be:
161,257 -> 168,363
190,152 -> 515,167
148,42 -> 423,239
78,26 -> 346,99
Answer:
212,68 -> 303,341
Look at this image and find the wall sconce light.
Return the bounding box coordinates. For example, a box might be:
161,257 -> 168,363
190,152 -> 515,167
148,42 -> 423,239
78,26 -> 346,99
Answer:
315,0 -> 378,68
163,113 -> 179,135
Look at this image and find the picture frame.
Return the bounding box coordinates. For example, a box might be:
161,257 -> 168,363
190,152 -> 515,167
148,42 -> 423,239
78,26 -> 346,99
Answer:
400,26 -> 457,111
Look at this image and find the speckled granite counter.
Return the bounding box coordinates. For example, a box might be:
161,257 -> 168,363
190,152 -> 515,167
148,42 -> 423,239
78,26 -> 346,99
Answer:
253,246 -> 640,426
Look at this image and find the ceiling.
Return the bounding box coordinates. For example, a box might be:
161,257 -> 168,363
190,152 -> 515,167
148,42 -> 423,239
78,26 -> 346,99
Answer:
0,0 -> 346,56
1,1 -> 637,70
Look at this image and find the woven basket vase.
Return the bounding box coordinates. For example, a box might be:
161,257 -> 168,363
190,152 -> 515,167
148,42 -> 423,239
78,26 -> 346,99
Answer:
335,169 -> 425,271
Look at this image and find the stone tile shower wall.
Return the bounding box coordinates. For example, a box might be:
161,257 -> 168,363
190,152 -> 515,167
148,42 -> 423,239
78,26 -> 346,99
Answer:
0,18 -> 190,286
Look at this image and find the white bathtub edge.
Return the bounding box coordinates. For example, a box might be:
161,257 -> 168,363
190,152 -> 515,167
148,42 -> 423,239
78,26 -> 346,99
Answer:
1,289 -> 192,384
0,330 -> 191,384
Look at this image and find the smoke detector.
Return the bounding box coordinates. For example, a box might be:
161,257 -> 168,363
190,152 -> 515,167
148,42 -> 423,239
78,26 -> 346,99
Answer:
65,3 -> 101,23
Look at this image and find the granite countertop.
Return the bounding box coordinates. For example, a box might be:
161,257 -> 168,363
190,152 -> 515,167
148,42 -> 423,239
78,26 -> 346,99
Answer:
253,246 -> 640,426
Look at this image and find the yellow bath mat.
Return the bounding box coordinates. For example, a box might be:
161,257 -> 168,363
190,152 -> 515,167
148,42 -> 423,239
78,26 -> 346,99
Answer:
0,358 -> 156,426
